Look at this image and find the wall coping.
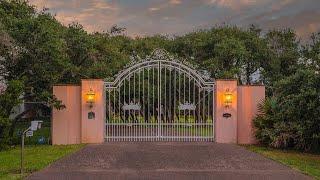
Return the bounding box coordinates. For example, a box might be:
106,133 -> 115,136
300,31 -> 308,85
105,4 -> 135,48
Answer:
238,84 -> 265,87
81,79 -> 104,81
53,84 -> 80,86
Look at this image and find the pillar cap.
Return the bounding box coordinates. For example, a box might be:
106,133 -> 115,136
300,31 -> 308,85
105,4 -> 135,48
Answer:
215,79 -> 237,81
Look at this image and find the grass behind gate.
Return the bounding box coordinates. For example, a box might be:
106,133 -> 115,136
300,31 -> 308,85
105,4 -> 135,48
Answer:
0,144 -> 85,180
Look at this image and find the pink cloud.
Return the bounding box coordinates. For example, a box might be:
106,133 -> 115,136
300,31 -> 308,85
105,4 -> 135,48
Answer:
169,0 -> 182,5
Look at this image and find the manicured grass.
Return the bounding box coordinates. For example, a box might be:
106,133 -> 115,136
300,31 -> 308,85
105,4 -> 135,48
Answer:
0,144 -> 85,180
246,145 -> 320,179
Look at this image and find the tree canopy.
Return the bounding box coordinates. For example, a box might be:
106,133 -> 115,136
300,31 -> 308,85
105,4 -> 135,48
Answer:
0,0 -> 319,151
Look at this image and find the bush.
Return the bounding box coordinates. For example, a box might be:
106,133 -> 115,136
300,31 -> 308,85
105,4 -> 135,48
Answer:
254,69 -> 320,152
0,116 -> 11,150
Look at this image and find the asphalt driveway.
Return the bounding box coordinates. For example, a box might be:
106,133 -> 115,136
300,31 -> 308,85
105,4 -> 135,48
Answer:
28,142 -> 311,180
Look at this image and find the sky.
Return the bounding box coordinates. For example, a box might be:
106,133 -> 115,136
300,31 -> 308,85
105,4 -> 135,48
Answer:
28,0 -> 320,40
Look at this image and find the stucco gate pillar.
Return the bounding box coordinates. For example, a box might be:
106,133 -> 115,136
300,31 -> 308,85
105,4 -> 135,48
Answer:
214,80 -> 265,144
215,80 -> 238,143
81,79 -> 106,144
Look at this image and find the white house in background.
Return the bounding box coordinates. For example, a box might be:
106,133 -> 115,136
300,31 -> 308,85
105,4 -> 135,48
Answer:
9,95 -> 25,119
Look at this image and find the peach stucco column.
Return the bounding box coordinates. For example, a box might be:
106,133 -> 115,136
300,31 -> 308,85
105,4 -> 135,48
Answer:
215,80 -> 238,143
237,86 -> 265,144
81,79 -> 105,143
52,85 -> 81,145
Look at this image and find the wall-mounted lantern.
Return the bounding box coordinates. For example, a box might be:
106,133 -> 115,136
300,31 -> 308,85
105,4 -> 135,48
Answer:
86,88 -> 95,109
224,88 -> 233,108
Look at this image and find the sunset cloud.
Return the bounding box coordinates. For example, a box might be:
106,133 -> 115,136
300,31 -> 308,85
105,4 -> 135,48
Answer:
169,0 -> 182,5
204,0 -> 259,10
149,7 -> 160,12
27,0 -> 320,40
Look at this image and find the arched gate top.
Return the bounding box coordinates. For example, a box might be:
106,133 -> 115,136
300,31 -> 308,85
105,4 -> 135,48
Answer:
104,49 -> 214,88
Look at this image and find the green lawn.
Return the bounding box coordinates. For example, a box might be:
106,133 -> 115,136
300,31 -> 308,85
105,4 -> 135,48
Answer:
0,144 -> 85,180
246,145 -> 320,179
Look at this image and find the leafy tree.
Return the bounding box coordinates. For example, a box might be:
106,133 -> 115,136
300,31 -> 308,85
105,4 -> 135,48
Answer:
302,32 -> 320,73
108,24 -> 126,36
0,80 -> 23,150
262,29 -> 300,94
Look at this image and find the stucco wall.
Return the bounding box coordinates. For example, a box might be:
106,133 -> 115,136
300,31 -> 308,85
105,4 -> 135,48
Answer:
215,80 -> 238,143
237,86 -> 265,144
52,79 -> 264,145
52,85 -> 81,145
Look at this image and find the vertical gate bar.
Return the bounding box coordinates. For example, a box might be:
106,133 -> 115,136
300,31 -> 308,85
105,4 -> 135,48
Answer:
137,73 -> 139,141
188,73 -> 191,124
178,68 -> 180,141
206,89 -> 211,141
143,69 -> 145,141
133,71 -> 136,141
207,90 -> 210,124
116,90 -> 118,141
207,90 -> 210,141
113,89 -> 116,137
109,89 -> 116,141
126,77 -> 129,141
212,86 -> 215,141
108,89 -> 110,123
118,88 -> 120,142
188,74 -> 191,141
200,89 -> 202,142
148,67 -> 150,141
164,66 -> 166,139
158,62 -> 161,141
193,80 -> 196,141
183,72 -> 185,141
164,66 -> 166,124
152,65 -> 159,141
128,75 -> 130,141
107,89 -> 109,141
111,89 -> 112,141
168,67 -> 170,139
197,87 -> 200,141
129,74 -> 131,127
123,78 -> 125,142
173,69 -> 176,141
202,90 -> 205,142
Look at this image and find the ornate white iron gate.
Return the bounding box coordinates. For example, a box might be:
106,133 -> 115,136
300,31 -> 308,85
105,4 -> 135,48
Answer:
105,49 -> 215,141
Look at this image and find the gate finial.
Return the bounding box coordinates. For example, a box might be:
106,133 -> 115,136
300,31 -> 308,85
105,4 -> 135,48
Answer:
149,48 -> 173,60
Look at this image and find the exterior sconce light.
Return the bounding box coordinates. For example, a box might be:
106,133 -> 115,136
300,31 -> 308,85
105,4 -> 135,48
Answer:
224,88 -> 233,108
86,88 -> 95,109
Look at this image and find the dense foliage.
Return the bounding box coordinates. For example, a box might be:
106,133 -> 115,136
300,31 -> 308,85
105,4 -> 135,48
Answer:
254,69 -> 320,152
0,0 -> 319,151
0,80 -> 23,149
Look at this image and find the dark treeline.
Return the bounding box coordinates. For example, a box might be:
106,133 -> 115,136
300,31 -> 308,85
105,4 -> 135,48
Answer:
0,0 -> 319,152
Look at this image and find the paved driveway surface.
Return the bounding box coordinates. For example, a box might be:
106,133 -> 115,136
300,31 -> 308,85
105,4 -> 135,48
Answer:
28,142 -> 311,180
